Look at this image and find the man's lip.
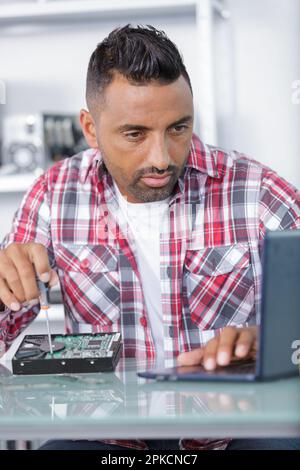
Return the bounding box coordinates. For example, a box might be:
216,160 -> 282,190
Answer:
140,174 -> 172,188
141,173 -> 172,179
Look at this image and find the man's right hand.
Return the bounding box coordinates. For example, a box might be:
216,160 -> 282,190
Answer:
0,243 -> 59,311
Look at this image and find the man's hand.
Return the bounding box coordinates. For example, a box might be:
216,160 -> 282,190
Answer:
0,243 -> 59,311
177,326 -> 258,370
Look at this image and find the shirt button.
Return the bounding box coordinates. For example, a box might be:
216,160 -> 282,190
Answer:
140,317 -> 147,327
80,259 -> 90,270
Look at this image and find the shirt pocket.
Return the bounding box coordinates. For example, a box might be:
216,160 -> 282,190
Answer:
182,243 -> 255,330
54,243 -> 120,326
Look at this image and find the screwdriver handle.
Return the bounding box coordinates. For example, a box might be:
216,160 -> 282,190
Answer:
37,279 -> 50,308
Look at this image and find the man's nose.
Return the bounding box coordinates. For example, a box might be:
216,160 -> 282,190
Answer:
147,137 -> 171,171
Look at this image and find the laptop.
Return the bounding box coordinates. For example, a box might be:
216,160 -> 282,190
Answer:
137,229 -> 300,382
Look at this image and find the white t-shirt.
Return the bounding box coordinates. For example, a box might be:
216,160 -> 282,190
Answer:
113,180 -> 170,359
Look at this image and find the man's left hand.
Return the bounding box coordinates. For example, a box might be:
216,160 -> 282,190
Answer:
177,326 -> 258,370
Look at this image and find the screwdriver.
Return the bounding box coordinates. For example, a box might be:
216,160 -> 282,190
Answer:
37,279 -> 53,355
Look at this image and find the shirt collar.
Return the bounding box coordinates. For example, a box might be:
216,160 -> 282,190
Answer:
185,133 -> 223,178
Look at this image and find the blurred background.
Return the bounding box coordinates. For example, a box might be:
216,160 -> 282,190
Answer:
0,0 -> 300,241
0,0 -> 299,449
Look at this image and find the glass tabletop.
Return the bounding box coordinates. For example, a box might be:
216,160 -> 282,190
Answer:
0,358 -> 299,440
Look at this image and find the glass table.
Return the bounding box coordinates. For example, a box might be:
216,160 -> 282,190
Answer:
0,357 -> 299,440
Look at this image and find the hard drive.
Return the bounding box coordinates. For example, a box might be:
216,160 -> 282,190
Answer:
12,332 -> 122,375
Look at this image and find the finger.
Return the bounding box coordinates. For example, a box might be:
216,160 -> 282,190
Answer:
49,269 -> 59,288
216,327 -> 239,366
22,243 -> 52,300
28,243 -> 52,283
0,276 -> 39,311
10,256 -> 40,302
0,277 -> 21,311
0,255 -> 26,303
177,347 -> 204,366
234,329 -> 255,358
5,244 -> 40,302
203,337 -> 219,370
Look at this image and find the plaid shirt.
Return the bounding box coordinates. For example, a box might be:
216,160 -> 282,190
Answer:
1,133 -> 300,450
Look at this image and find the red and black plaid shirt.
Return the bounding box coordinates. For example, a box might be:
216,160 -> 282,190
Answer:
1,133 -> 299,450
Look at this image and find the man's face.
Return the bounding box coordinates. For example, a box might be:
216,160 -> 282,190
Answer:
82,72 -> 194,203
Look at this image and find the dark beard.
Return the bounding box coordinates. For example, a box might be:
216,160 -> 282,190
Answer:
126,171 -> 180,202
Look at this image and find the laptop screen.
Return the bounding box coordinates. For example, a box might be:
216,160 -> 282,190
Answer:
259,229 -> 300,379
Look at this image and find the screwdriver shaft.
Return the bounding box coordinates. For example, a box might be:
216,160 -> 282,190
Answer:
44,307 -> 53,355
37,280 -> 53,355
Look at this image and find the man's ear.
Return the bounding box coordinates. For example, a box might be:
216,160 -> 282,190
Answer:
79,109 -> 98,148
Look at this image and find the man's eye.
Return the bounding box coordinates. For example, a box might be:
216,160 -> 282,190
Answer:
170,125 -> 188,133
124,131 -> 143,140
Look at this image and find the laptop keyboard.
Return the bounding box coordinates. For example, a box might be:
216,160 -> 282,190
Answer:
211,359 -> 256,375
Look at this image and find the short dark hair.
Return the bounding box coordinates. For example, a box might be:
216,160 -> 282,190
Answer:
86,24 -> 192,111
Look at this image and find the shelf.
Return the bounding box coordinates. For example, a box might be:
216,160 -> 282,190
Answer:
0,0 -> 198,24
0,0 -> 222,146
0,173 -> 38,193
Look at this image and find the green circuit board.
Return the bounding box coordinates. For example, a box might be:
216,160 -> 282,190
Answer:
12,333 -> 122,375
44,334 -> 117,359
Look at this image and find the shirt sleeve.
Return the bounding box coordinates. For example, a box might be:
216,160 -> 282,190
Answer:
259,168 -> 300,239
0,172 -> 55,356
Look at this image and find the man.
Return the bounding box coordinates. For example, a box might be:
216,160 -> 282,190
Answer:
0,25 -> 299,451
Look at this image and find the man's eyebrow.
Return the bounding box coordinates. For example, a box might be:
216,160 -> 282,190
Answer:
116,115 -> 193,133
168,115 -> 193,127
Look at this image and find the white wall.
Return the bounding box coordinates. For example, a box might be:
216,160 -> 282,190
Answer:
224,0 -> 300,188
0,0 -> 299,242
0,8 -> 198,240
0,11 -> 197,116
